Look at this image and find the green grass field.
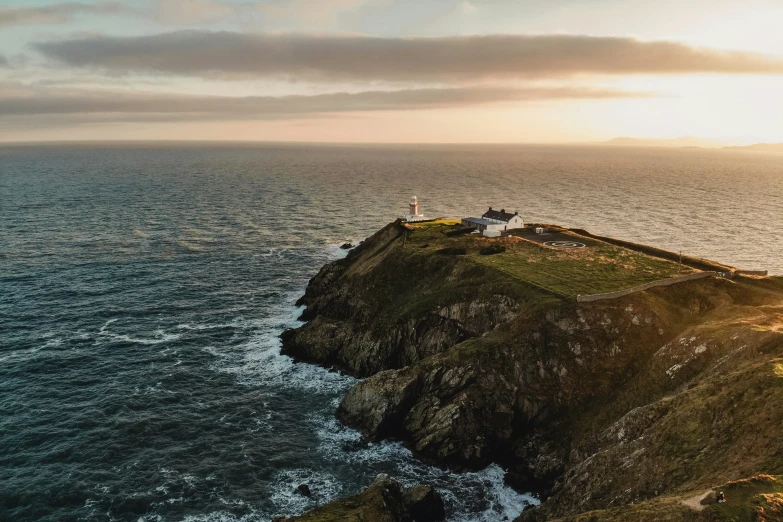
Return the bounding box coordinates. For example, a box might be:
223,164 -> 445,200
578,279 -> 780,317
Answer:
405,218 -> 463,227
404,223 -> 696,298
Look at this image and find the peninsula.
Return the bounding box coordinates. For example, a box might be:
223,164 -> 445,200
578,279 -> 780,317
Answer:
280,219 -> 783,521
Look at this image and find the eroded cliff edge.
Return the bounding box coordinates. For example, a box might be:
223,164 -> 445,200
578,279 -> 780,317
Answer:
281,220 -> 783,521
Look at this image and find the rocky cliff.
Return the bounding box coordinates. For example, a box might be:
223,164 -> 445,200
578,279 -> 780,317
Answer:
275,475 -> 445,522
281,220 -> 783,521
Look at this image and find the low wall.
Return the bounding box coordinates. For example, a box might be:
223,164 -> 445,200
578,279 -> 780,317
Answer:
577,271 -> 725,303
567,228 -> 734,272
735,270 -> 768,276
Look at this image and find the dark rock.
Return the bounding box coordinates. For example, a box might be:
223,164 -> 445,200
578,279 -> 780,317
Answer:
296,484 -> 311,497
337,369 -> 422,440
340,243 -> 354,250
403,484 -> 446,522
277,476 -> 442,522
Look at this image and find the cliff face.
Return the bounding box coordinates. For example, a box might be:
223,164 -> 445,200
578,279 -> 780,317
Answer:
281,221 -> 783,520
282,222 -> 524,377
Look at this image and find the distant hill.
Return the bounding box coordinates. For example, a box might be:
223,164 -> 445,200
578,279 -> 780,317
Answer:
601,136 -> 729,148
723,142 -> 783,152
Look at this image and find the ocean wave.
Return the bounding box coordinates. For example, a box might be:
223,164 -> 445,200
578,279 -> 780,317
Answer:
97,319 -> 183,345
181,511 -> 260,522
268,468 -> 345,516
104,330 -> 183,346
211,286 -> 357,394
216,329 -> 355,394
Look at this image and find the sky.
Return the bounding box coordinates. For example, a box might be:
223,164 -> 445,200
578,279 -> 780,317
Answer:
2,0 -> 783,143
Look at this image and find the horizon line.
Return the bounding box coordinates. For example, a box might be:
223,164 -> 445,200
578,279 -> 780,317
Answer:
0,138 -> 756,148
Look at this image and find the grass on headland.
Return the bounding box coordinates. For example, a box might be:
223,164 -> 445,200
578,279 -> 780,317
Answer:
405,218 -> 462,228
551,475 -> 783,522
402,223 -> 695,298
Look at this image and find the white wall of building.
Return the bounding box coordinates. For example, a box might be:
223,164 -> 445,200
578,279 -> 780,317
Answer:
462,213 -> 524,236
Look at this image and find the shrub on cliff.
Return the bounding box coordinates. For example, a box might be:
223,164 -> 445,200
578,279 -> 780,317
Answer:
479,245 -> 506,256
436,247 -> 467,256
445,227 -> 475,237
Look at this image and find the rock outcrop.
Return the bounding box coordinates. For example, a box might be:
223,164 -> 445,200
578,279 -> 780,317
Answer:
275,475 -> 445,522
282,220 -> 783,520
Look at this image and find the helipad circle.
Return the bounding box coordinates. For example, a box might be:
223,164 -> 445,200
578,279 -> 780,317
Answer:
544,240 -> 586,248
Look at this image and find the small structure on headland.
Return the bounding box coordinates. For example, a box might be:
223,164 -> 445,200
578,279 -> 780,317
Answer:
462,207 -> 524,237
403,195 -> 429,222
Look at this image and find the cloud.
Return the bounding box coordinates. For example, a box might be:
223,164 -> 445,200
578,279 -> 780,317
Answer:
34,31 -> 783,82
0,55 -> 9,68
154,0 -> 236,25
153,0 -> 371,26
0,84 -> 649,122
0,2 -> 136,27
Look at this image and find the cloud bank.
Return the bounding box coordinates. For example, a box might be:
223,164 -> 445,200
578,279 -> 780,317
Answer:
0,85 -> 649,122
0,2 -> 135,27
34,31 -> 783,82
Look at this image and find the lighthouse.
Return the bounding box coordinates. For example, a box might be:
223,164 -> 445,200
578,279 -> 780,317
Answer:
403,195 -> 426,222
409,196 -> 420,217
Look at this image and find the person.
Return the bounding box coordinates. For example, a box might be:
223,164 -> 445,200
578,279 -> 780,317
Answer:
717,491 -> 726,503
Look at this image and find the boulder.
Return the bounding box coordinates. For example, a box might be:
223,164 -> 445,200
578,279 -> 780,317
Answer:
277,476 -> 444,522
403,485 -> 446,522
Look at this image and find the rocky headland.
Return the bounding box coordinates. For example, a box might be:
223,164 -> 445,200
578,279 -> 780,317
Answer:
280,219 -> 783,521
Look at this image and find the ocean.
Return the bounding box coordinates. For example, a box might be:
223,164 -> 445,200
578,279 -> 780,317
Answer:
1,142 -> 782,522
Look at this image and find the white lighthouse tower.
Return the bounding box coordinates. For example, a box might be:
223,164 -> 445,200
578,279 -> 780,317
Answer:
409,196 -> 420,217
403,195 -> 426,222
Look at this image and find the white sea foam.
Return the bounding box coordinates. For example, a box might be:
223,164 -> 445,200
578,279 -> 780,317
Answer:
0,346 -> 43,363
97,321 -> 182,345
308,408 -> 537,521
176,322 -> 240,331
217,327 -> 355,393
109,331 -> 183,345
448,465 -> 539,522
324,243 -> 351,260
98,318 -> 118,333
268,468 -> 345,516
213,290 -> 357,394
181,511 -> 259,522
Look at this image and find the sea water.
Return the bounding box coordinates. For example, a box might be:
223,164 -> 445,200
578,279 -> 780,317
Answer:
2,143 -> 782,521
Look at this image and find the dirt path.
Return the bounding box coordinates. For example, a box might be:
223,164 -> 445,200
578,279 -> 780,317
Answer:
682,490 -> 712,511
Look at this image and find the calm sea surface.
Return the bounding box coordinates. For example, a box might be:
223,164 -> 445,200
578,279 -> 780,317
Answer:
2,143 -> 782,521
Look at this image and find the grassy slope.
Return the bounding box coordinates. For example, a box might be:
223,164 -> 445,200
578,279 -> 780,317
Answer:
354,223 -> 562,329
523,274 -> 783,521
556,475 -> 783,522
403,222 -> 694,298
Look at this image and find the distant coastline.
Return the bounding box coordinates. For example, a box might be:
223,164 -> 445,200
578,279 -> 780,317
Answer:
3,138 -> 783,150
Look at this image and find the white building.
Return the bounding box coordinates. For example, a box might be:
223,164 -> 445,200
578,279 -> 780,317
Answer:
461,207 -> 524,237
403,195 -> 428,222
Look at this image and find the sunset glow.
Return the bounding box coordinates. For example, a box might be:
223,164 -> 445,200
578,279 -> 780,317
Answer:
2,0 -> 783,143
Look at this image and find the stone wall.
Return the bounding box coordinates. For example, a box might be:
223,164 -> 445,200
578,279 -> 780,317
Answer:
735,270 -> 769,276
576,271 -> 724,303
